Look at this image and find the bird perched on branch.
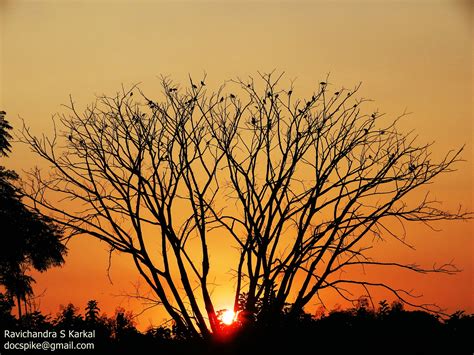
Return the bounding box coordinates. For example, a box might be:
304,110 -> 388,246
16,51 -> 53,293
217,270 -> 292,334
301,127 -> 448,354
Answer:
200,80 -> 205,86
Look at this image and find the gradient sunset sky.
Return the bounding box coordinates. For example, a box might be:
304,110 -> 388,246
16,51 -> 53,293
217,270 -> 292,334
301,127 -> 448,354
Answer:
1,0 -> 472,329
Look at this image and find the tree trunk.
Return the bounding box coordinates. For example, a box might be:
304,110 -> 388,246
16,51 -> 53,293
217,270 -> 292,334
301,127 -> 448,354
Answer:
17,294 -> 22,320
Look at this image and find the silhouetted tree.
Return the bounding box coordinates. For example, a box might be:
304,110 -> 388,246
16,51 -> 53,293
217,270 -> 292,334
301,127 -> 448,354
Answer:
0,111 -> 67,319
19,73 -> 470,337
21,310 -> 52,330
0,292 -> 15,327
0,111 -> 12,156
54,303 -> 83,328
378,299 -> 390,319
0,269 -> 34,319
85,299 -> 100,323
112,307 -> 139,342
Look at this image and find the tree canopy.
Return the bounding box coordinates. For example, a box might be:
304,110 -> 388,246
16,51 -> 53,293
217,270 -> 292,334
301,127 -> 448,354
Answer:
0,111 -> 67,318
19,73 -> 470,336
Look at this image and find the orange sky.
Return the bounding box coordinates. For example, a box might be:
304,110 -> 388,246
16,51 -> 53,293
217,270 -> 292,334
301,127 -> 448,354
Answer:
1,0 -> 472,329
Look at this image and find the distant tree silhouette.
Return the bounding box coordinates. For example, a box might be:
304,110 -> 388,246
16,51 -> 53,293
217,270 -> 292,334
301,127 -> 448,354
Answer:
0,111 -> 67,319
85,299 -> 100,323
0,292 -> 15,327
18,73 -> 471,337
54,303 -> 84,328
111,307 -> 139,343
21,310 -> 52,330
378,299 -> 390,319
0,270 -> 34,319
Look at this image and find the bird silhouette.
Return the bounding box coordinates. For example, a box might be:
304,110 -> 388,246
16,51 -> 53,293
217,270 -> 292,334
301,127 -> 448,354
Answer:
130,92 -> 133,97
230,94 -> 236,99
371,113 -> 376,118
220,97 -> 224,102
334,91 -> 339,95
363,129 -> 368,134
288,90 -> 293,96
251,117 -> 257,125
320,82 -> 326,86
68,134 -> 73,141
409,164 -> 416,172
201,80 -> 205,86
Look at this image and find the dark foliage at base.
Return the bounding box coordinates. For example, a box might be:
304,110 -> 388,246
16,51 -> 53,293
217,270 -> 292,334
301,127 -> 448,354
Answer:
0,296 -> 472,355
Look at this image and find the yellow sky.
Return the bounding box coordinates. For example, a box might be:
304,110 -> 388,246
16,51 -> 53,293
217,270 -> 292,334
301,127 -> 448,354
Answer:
1,0 -> 472,328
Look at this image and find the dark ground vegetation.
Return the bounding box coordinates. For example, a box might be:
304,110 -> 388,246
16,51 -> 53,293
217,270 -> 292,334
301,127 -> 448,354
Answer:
1,296 -> 472,355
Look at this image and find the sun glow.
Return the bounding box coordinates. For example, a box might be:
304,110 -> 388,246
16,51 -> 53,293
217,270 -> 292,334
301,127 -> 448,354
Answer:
220,309 -> 236,325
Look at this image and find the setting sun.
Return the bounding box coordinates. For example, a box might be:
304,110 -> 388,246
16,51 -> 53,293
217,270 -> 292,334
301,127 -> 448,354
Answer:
220,310 -> 236,326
